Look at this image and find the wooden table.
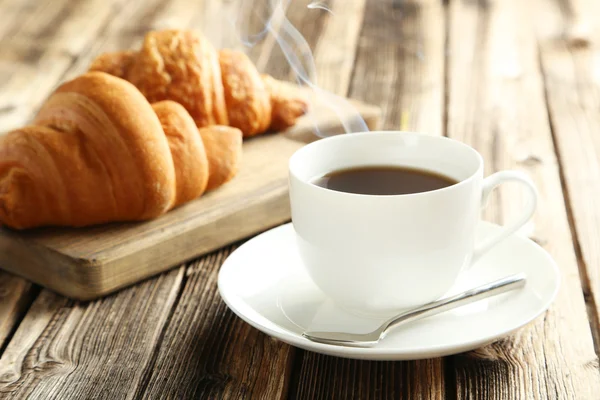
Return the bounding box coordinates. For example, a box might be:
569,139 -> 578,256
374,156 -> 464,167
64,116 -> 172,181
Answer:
1,0 -> 599,398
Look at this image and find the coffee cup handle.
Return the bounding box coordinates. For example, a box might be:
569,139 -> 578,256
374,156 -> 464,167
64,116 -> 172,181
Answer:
471,171 -> 538,265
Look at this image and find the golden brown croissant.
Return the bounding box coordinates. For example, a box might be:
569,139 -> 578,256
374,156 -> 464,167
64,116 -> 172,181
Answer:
88,29 -> 308,137
88,50 -> 135,79
0,72 -> 242,229
218,49 -> 272,137
261,74 -> 312,132
126,30 -> 229,128
152,100 -> 209,207
199,126 -> 243,191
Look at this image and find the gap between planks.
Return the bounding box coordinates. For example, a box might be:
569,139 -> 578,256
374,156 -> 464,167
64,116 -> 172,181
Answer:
0,279 -> 40,358
285,349 -> 305,400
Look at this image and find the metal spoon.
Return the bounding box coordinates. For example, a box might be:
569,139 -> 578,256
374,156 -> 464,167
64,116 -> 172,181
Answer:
302,273 -> 527,347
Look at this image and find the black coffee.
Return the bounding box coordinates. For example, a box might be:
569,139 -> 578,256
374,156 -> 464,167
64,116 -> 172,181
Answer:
311,165 -> 458,195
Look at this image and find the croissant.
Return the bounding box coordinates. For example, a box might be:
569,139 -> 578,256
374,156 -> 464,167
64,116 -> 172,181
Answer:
88,29 -> 309,137
0,72 -> 242,230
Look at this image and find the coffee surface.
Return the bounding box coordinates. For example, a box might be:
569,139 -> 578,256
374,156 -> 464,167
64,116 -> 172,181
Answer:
311,165 -> 458,195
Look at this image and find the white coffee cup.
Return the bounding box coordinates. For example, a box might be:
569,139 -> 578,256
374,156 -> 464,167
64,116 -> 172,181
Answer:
288,131 -> 537,316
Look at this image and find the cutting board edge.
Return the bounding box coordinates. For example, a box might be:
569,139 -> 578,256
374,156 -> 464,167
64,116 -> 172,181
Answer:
0,231 -> 93,297
21,182 -> 292,300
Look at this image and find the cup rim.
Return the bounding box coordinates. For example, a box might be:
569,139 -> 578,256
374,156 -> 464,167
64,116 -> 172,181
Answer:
289,131 -> 484,199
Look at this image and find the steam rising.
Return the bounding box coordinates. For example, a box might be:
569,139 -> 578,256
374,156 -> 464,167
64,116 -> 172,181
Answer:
307,1 -> 334,15
234,0 -> 369,136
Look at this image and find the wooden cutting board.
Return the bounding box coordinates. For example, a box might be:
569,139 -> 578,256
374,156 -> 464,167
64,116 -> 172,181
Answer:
0,89 -> 381,300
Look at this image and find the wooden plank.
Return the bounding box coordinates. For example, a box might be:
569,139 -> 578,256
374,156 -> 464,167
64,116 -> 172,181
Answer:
187,0 -> 288,80
134,247 -> 293,399
0,268 -> 184,398
291,1 -> 446,399
49,0 -> 199,82
254,0 -> 333,80
446,0 -> 600,398
0,290 -> 68,395
0,0 -> 199,132
296,355 -> 444,400
312,0 -> 367,96
0,272 -> 37,352
349,0 -> 444,135
143,0 -> 206,35
0,42 -> 73,132
4,0 -> 127,55
192,0 -> 248,50
0,0 -> 44,40
534,0 -> 600,348
0,96 -> 379,301
0,0 -> 133,133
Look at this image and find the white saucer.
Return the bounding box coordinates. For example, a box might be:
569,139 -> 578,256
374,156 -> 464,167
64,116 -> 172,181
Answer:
218,222 -> 560,360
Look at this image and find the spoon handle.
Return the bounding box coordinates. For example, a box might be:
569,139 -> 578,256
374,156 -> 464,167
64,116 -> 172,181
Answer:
380,273 -> 527,338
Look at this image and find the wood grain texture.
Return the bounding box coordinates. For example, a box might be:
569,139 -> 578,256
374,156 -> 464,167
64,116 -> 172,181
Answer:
134,247 -> 293,399
0,94 -> 379,301
0,0 -> 42,41
446,0 -> 600,398
313,0 -> 367,96
290,1 -> 446,399
0,0 -> 223,133
6,0 -> 127,54
295,354 -> 444,400
0,273 -> 37,351
0,0 -> 132,132
193,0 -> 248,51
248,0 -> 333,81
349,0 -> 444,134
0,268 -> 183,399
534,0 -> 600,351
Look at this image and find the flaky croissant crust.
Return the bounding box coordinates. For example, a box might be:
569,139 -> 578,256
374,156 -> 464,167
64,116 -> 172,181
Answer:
1,29 -> 308,230
0,72 -> 242,229
89,29 -> 309,137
